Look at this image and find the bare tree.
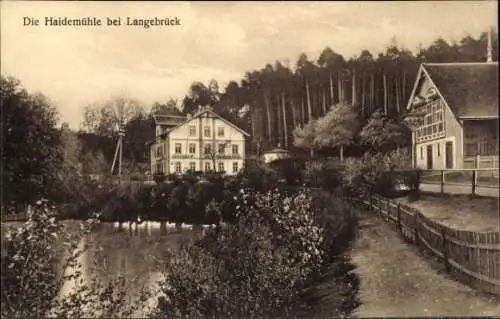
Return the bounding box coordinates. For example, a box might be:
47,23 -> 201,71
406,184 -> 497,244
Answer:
203,139 -> 231,172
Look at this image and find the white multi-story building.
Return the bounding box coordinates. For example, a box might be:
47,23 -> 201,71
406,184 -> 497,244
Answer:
149,107 -> 250,176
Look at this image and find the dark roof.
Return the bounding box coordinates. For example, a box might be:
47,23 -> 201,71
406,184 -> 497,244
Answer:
423,63 -> 498,118
153,113 -> 186,126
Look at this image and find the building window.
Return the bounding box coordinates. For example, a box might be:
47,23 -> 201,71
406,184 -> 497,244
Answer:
218,143 -> 226,154
175,143 -> 182,154
189,125 -> 196,137
156,164 -> 162,174
437,143 -> 440,156
189,143 -> 196,154
218,162 -> 224,172
174,162 -> 181,173
204,126 -> 211,137
204,144 -> 212,155
232,144 -> 239,155
189,162 -> 196,171
217,127 -> 224,137
233,162 -> 238,173
205,162 -> 211,172
416,99 -> 445,143
420,146 -> 423,160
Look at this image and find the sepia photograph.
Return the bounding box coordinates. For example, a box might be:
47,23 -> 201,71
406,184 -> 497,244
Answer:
1,1 -> 498,318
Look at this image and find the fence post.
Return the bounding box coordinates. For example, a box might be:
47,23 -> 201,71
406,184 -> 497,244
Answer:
414,211 -> 420,247
397,203 -> 402,233
440,170 -> 445,195
471,169 -> 477,197
441,227 -> 450,273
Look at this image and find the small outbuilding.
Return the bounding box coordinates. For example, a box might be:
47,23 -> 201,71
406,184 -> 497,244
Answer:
261,147 -> 291,164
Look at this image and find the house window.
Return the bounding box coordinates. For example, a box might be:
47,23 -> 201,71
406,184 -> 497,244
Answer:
204,144 -> 212,155
174,162 -> 181,173
175,143 -> 182,154
189,143 -> 196,154
217,127 -> 224,137
218,143 -> 226,154
204,126 -> 211,137
233,162 -> 238,173
416,99 -> 445,143
218,162 -> 224,172
189,162 -> 196,171
205,162 -> 211,172
420,146 -> 423,160
189,125 -> 196,137
232,144 -> 239,155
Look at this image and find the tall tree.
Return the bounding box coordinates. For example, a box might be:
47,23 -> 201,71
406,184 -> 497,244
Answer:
317,47 -> 346,105
314,103 -> 359,161
359,109 -> 410,153
292,119 -> 318,157
295,53 -> 317,123
1,76 -> 63,210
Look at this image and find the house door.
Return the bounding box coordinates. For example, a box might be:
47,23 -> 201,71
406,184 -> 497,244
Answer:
426,145 -> 433,169
445,141 -> 453,169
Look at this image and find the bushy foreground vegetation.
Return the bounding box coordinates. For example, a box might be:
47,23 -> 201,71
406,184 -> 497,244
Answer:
1,201 -> 151,318
2,158 -> 361,318
2,153 -> 417,318
150,186 -> 358,318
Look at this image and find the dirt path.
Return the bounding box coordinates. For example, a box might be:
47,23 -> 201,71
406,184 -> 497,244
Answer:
351,213 -> 499,317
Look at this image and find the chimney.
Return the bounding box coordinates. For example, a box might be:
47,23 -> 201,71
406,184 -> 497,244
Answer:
487,27 -> 493,63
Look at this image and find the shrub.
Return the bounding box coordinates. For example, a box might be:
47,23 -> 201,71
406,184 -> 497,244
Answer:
342,149 -> 417,198
153,173 -> 166,184
242,159 -> 280,192
303,161 -> 342,191
268,158 -> 305,185
152,188 -> 326,318
1,200 -> 151,318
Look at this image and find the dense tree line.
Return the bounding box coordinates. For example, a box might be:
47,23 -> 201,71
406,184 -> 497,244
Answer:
177,30 -> 497,153
1,30 -> 496,211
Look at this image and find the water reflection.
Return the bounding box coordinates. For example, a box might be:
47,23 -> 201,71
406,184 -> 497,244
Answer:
57,221 -> 201,317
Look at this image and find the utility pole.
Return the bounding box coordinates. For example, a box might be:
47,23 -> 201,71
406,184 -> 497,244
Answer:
111,124 -> 125,181
487,27 -> 493,63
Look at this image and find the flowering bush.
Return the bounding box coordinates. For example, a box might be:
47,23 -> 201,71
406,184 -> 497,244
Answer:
152,188 -> 327,318
342,149 -> 416,197
1,199 -> 150,318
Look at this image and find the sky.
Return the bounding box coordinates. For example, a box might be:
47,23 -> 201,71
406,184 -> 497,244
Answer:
1,1 -> 497,129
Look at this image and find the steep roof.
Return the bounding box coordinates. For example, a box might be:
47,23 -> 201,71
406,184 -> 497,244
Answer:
153,112 -> 186,126
168,109 -> 250,137
422,62 -> 499,118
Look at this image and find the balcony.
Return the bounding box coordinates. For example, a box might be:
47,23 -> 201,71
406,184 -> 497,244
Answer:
203,154 -> 241,160
172,154 -> 195,159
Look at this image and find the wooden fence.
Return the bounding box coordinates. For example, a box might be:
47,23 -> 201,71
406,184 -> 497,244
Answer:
356,193 -> 500,296
420,168 -> 499,197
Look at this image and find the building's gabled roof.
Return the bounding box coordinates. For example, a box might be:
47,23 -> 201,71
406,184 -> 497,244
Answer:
153,112 -> 186,126
415,62 -> 499,118
169,109 -> 251,137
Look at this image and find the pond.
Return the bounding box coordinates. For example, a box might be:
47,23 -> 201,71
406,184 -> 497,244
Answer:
55,221 -> 202,317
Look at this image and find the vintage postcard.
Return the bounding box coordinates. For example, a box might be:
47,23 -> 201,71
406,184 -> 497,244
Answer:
1,1 -> 498,318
